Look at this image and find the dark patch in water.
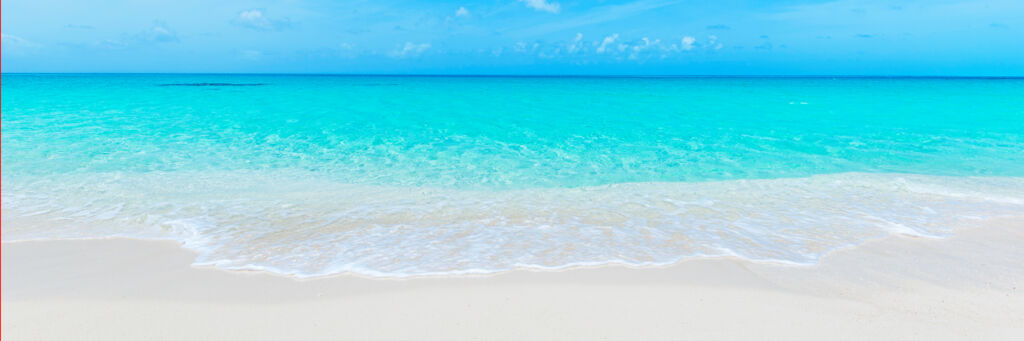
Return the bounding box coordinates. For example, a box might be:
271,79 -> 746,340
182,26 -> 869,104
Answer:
159,83 -> 266,87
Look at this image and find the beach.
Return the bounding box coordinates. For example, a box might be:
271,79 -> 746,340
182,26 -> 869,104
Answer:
4,75 -> 1024,339
4,217 -> 1022,340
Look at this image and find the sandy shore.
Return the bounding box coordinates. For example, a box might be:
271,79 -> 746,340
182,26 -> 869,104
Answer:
4,218 -> 1023,340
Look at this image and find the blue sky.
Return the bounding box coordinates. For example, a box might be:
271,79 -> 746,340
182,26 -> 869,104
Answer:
2,0 -> 1022,75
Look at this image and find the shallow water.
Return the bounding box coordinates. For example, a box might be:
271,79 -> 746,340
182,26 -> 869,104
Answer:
3,75 -> 1024,277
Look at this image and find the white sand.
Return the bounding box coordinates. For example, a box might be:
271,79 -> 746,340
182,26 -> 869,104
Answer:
4,218 -> 1023,340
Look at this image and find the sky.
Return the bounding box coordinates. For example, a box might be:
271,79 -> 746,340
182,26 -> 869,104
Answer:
2,0 -> 1023,75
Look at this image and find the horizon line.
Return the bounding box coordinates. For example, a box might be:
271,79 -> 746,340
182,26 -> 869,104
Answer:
4,72 -> 1024,79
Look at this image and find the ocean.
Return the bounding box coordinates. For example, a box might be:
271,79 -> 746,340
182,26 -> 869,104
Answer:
3,74 -> 1023,277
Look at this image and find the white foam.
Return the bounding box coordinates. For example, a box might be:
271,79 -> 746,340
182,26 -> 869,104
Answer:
3,171 -> 1023,278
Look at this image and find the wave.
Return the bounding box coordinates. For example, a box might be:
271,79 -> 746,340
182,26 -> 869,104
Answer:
3,171 -> 1023,278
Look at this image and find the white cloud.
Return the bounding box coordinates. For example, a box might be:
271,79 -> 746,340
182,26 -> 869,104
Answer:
680,36 -> 696,51
233,10 -> 290,31
519,0 -> 561,13
2,33 -> 38,47
626,37 -> 661,59
596,33 -> 618,53
391,42 -> 431,58
503,32 -> 719,61
567,33 -> 584,53
2,33 -> 42,54
133,22 -> 179,43
98,39 -> 127,50
707,35 -> 722,50
92,22 -> 180,49
633,37 -> 659,52
149,26 -> 177,42
455,7 -> 471,17
514,42 -> 529,53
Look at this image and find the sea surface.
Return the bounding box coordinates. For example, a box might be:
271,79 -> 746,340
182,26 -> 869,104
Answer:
3,74 -> 1024,277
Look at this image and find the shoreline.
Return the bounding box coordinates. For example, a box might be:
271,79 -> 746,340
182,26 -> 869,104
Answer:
4,218 -> 1023,339
0,235 -> 820,281
7,172 -> 1023,278
2,214 -> 1018,281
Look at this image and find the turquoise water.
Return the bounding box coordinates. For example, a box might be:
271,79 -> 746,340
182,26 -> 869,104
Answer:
4,74 -> 1024,277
